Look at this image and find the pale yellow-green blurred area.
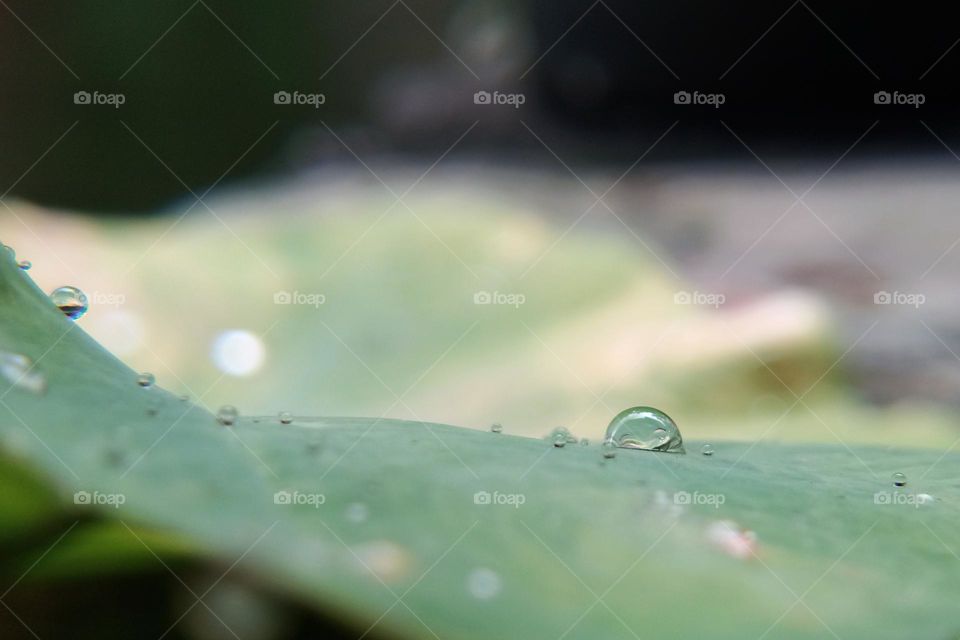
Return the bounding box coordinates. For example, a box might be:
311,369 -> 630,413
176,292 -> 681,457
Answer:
5,173 -> 958,449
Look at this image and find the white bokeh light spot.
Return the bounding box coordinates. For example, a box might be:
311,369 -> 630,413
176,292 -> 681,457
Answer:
211,329 -> 266,377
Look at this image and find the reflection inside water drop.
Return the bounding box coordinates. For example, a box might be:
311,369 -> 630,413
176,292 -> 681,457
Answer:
217,405 -> 239,426
604,406 -> 685,454
49,286 -> 89,320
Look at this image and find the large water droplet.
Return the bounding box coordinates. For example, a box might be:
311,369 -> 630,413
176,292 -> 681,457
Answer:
137,372 -> 155,388
49,286 -> 89,320
0,351 -> 46,395
892,472 -> 907,487
604,406 -> 685,453
466,567 -> 502,600
217,405 -> 239,426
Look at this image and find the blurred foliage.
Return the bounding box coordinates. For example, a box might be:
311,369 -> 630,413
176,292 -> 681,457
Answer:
4,177 -> 959,450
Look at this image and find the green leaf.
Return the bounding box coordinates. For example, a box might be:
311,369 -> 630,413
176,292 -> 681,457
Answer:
1,248 -> 960,639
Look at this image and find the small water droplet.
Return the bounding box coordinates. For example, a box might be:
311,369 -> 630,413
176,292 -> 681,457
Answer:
146,397 -> 163,416
104,447 -> 125,467
17,260 -> 31,271
49,286 -> 89,320
345,502 -> 369,524
0,351 -> 46,395
553,433 -> 566,447
279,411 -> 293,424
490,423 -> 503,433
602,440 -> 617,458
701,444 -> 714,456
580,438 -> 589,446
217,405 -> 239,426
466,567 -> 502,600
604,406 -> 685,454
892,472 -> 907,487
916,493 -> 934,505
137,372 -> 155,388
179,394 -> 190,402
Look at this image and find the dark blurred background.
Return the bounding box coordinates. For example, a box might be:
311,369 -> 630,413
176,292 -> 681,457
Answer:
3,0 -> 959,212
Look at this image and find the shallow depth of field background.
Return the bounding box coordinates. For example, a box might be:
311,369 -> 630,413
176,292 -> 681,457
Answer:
4,0 -> 960,448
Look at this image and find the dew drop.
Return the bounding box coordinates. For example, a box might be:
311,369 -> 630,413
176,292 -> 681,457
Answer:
604,406 -> 685,454
279,411 -> 293,424
466,567 -> 502,600
137,372 -> 155,388
601,440 -> 617,459
701,444 -> 714,456
0,351 -> 46,395
345,502 -> 369,524
49,286 -> 89,320
217,405 -> 239,426
146,397 -> 163,416
892,472 -> 907,487
490,423 -> 503,433
17,260 -> 31,271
